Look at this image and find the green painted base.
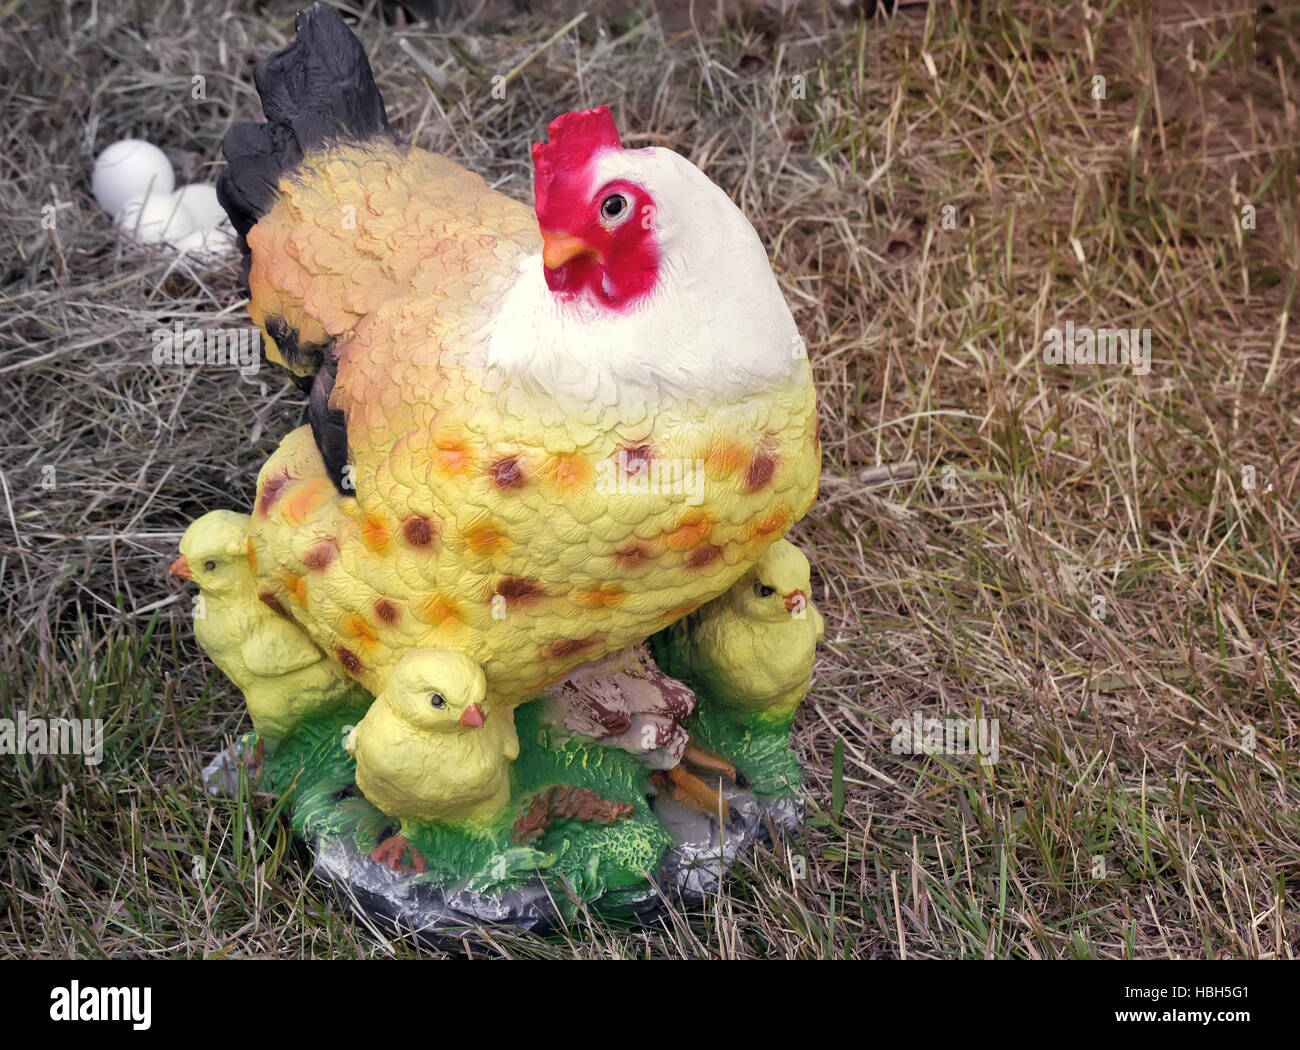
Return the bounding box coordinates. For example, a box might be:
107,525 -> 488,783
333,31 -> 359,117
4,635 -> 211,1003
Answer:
222,629 -> 806,928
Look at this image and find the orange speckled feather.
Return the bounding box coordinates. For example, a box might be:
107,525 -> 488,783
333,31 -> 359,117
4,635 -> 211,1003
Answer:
243,140 -> 820,709
246,142 -> 538,374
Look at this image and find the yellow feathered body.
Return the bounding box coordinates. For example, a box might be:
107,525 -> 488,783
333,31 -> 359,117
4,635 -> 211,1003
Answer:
179,510 -> 360,743
244,143 -> 537,378
345,649 -> 519,828
348,705 -> 517,827
241,147 -> 820,710
670,539 -> 825,721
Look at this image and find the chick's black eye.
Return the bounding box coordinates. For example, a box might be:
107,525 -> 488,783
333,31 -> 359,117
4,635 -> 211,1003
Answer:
204,560 -> 217,572
755,583 -> 776,598
429,693 -> 446,709
600,193 -> 628,222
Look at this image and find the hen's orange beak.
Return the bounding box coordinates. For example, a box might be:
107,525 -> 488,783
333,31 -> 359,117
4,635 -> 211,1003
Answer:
169,555 -> 193,580
783,588 -> 806,613
541,232 -> 599,269
459,702 -> 486,728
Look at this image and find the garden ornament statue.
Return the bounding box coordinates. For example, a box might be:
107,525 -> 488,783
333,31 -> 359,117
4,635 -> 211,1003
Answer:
173,3 -> 823,933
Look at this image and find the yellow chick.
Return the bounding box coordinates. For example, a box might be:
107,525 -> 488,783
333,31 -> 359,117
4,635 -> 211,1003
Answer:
671,538 -> 824,722
346,648 -> 519,872
171,510 -> 360,744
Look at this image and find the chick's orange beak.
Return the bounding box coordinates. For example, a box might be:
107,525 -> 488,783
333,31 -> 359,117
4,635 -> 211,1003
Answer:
169,555 -> 192,580
542,232 -> 599,269
459,702 -> 486,728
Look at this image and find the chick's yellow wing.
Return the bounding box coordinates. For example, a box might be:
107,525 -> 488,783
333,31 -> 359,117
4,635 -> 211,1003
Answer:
240,612 -> 328,679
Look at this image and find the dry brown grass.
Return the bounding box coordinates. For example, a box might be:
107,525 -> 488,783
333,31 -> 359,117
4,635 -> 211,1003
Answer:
0,0 -> 1297,958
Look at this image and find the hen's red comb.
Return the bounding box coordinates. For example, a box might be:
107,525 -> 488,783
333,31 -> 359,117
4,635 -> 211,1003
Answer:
532,106 -> 622,221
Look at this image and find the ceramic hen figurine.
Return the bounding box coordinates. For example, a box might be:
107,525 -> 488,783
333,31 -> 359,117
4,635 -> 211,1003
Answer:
346,648 -> 519,872
669,539 -> 824,722
170,510 -> 360,743
215,5 -> 820,712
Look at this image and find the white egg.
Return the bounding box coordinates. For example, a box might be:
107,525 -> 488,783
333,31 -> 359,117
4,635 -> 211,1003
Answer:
172,183 -> 228,231
115,194 -> 196,245
92,139 -> 176,219
173,224 -> 237,262
171,227 -> 213,255
205,220 -> 238,255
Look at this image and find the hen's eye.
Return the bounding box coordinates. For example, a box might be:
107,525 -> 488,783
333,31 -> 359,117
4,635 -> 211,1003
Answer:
600,193 -> 628,223
204,560 -> 217,572
429,693 -> 446,709
755,583 -> 776,598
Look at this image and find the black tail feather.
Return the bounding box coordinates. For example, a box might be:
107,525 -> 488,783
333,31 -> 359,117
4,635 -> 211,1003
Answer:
308,349 -> 351,494
217,3 -> 392,241
219,4 -> 390,495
